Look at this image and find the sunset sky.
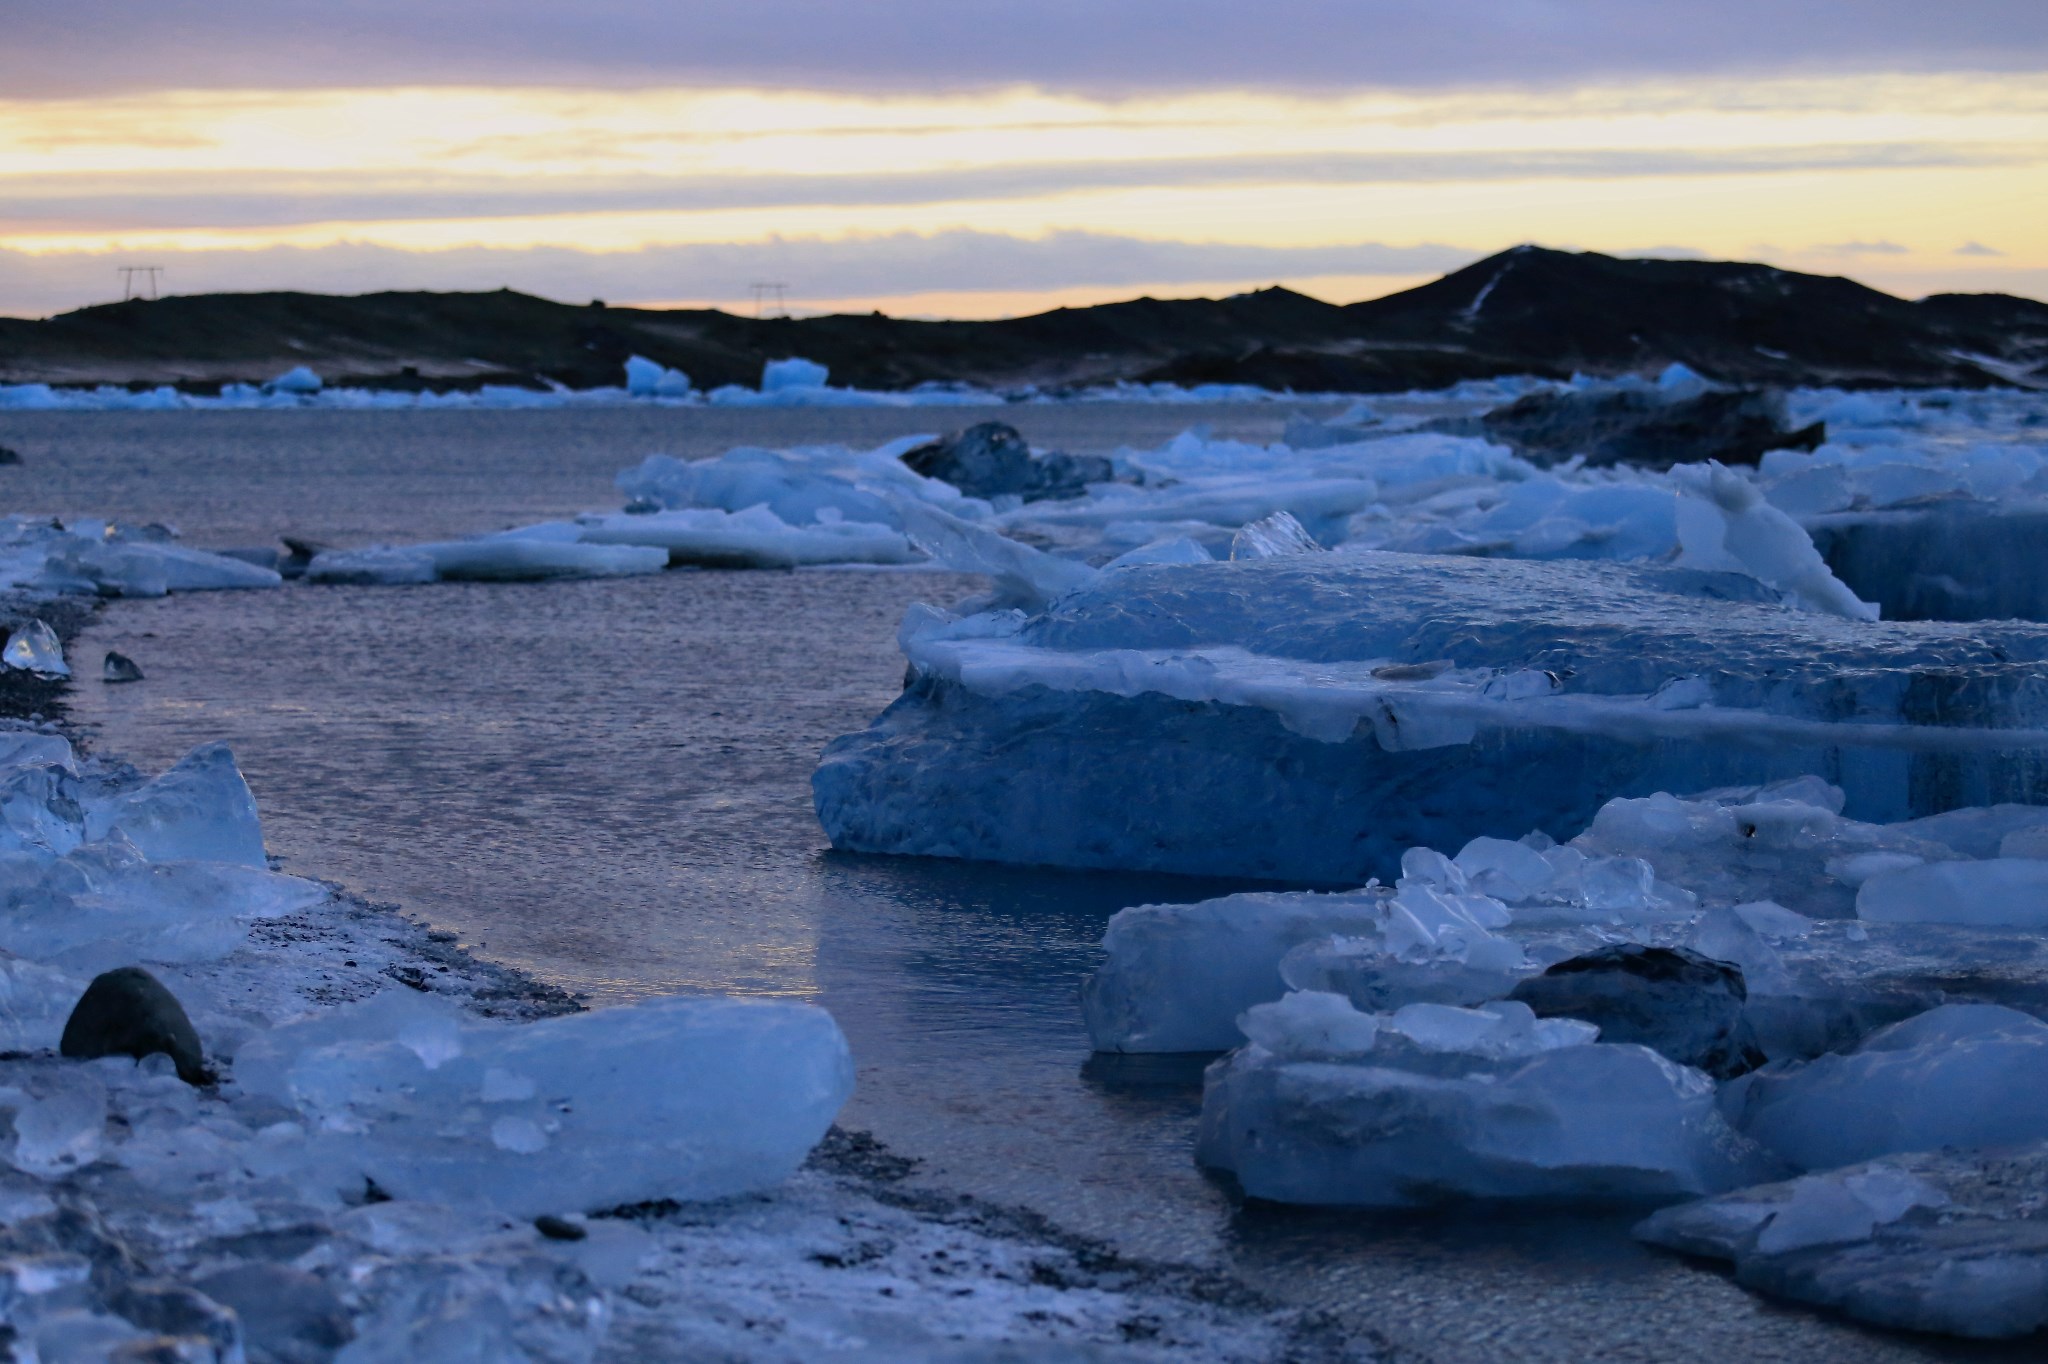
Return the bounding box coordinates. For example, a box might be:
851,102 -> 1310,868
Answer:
3,1 -> 2043,318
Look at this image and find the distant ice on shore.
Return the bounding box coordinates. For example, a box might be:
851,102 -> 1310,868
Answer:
0,352 -> 1370,412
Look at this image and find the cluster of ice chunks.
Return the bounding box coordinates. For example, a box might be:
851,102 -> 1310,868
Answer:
0,516 -> 282,600
1080,754 -> 2048,1334
1196,992 -> 1777,1205
1086,774 -> 2048,1058
0,738 -> 318,984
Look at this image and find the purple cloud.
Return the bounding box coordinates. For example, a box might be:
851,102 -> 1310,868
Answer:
4,1 -> 2044,98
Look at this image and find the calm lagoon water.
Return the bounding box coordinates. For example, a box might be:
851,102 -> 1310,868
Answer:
1,405 -> 2008,1362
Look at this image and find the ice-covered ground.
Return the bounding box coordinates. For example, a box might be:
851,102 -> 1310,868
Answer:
0,720 -> 1355,1362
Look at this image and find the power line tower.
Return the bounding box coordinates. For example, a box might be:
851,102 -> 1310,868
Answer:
117,266 -> 164,301
747,281 -> 789,318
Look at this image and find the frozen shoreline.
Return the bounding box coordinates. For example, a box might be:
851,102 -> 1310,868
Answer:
0,596 -> 1362,1363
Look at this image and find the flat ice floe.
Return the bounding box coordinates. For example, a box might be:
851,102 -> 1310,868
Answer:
817,551 -> 2048,883
1636,1145 -> 2048,1339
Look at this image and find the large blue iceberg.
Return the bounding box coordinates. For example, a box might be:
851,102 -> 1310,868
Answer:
815,552 -> 2048,883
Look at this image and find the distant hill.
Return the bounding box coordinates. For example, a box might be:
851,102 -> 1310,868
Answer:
2,247 -> 2043,393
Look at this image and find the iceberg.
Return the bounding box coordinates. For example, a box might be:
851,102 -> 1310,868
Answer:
818,552 -> 2048,884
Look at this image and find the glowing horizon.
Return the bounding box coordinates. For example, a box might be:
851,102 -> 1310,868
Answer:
2,70 -> 2042,319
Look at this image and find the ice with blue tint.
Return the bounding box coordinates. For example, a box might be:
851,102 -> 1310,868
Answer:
818,551 -> 2048,884
615,439 -> 986,529
578,506 -> 918,567
1,620 -> 67,678
0,516 -> 282,599
306,522 -> 668,585
1082,767 -> 2048,1060
1726,1005 -> 2048,1172
623,354 -> 693,398
233,990 -> 853,1217
1636,1145 -> 2048,1340
1195,992 -> 1775,1205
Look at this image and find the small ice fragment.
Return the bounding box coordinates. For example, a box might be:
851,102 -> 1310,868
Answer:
1229,510 -> 1322,560
83,741 -> 265,866
1481,669 -> 1561,701
1649,676 -> 1713,710
481,1067 -> 537,1102
1999,826 -> 2048,860
490,1116 -> 549,1154
1732,899 -> 1815,940
267,365 -> 323,394
3,621 -> 67,678
761,357 -> 830,392
399,1013 -> 463,1070
101,651 -> 143,684
1857,859 -> 2048,928
10,1071 -> 106,1177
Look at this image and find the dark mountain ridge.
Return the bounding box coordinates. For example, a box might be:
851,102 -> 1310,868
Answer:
1,247 -> 2042,394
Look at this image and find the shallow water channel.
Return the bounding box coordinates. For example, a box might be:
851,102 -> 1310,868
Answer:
2,405 -> 2022,1362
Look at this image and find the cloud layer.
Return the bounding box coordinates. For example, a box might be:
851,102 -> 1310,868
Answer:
7,0 -> 2046,98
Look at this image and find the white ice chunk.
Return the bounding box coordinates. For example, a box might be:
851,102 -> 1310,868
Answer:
1199,991 -> 1767,1205
1673,462 -> 1878,620
579,506 -> 916,567
761,357 -> 830,392
1229,510 -> 1322,560
84,741 -> 266,867
236,992 -> 852,1216
2,621 -> 66,678
7,1070 -> 106,1178
1732,1004 -> 2048,1170
1857,857 -> 2048,928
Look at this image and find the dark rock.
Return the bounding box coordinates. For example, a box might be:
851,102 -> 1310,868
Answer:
60,967 -> 208,1085
194,1263 -> 354,1364
0,445 -> 20,465
534,1214 -> 587,1241
1508,944 -> 1765,1079
1431,386 -> 1824,471
278,537 -> 330,580
103,651 -> 145,684
900,422 -> 1113,503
